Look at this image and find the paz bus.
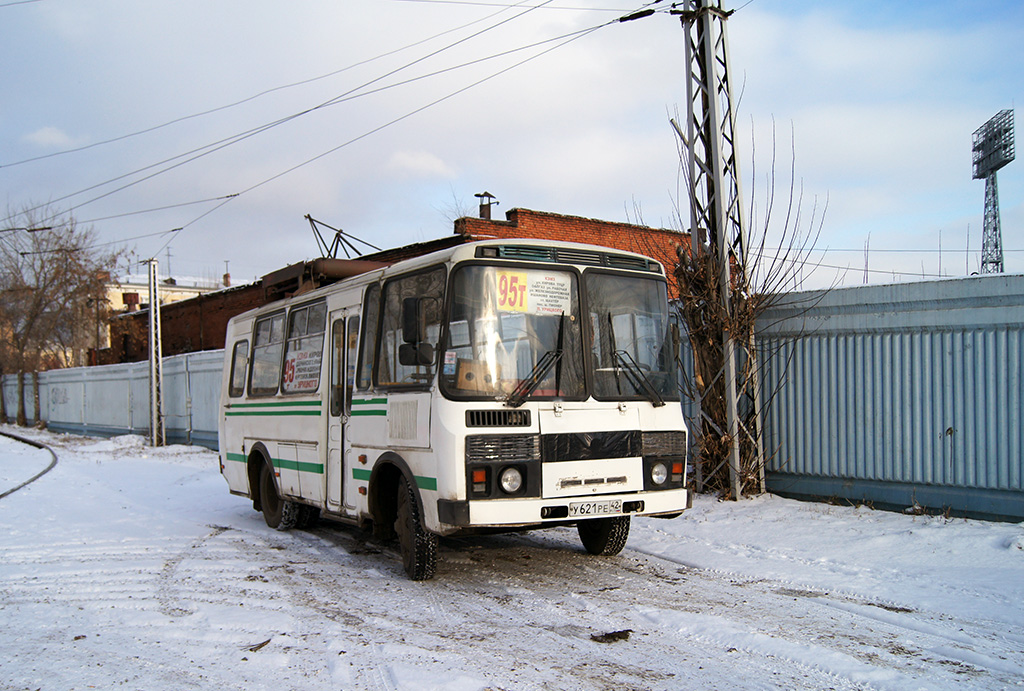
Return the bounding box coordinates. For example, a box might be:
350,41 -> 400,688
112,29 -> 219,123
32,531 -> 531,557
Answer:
219,239 -> 689,580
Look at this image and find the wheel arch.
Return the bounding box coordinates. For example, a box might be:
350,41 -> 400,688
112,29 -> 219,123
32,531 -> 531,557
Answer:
246,442 -> 273,511
368,452 -> 424,534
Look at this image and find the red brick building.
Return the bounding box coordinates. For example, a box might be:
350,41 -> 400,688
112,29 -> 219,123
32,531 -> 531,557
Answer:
99,209 -> 687,363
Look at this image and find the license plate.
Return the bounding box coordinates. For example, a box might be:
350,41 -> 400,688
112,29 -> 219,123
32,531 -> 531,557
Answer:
568,499 -> 622,517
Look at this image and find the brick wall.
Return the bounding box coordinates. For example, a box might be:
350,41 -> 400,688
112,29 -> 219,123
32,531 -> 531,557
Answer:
100,283 -> 265,364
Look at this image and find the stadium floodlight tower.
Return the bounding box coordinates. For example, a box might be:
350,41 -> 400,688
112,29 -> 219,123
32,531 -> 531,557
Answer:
972,109 -> 1015,274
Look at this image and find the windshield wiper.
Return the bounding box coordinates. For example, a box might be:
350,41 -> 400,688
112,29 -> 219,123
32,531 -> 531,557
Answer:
505,312 -> 566,408
504,348 -> 562,408
613,349 -> 665,407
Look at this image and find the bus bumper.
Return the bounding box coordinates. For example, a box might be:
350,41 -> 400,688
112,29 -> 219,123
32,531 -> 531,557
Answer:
437,488 -> 689,528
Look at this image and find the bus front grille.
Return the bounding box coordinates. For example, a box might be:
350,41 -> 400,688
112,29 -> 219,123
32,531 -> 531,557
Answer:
465,409 -> 532,428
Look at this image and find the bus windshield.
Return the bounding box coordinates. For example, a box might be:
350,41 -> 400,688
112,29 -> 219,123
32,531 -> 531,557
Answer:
586,272 -> 679,403
442,265 -> 584,401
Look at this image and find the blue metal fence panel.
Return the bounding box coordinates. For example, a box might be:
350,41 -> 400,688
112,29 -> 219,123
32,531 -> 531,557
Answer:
757,274 -> 1024,520
2,350 -> 224,450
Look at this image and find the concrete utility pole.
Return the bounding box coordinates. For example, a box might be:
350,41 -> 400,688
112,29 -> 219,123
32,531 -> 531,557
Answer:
147,259 -> 165,447
673,0 -> 764,497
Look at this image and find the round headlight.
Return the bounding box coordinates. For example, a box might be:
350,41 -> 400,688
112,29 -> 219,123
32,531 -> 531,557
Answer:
499,466 -> 523,494
651,462 -> 669,485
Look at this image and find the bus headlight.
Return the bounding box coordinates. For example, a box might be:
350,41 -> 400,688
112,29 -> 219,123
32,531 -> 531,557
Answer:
650,462 -> 668,486
499,467 -> 523,494
643,456 -> 685,490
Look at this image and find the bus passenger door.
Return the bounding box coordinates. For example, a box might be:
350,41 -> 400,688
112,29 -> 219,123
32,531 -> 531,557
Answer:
327,312 -> 359,511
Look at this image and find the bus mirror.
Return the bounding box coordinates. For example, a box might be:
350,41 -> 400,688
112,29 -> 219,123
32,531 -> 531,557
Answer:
402,297 -> 424,344
399,342 -> 434,366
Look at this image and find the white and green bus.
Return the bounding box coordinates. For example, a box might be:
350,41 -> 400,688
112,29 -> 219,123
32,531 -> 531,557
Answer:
219,239 -> 689,579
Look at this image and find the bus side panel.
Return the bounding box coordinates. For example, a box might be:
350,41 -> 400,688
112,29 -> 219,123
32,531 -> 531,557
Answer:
220,319 -> 254,496
346,394 -> 388,513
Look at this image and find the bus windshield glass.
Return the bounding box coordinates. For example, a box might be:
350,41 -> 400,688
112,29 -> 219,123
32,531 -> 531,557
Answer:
442,265 -> 584,400
586,272 -> 679,402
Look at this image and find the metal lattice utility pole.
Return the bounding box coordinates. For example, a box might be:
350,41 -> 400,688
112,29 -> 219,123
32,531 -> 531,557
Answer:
147,259 -> 165,447
672,0 -> 764,497
980,174 -> 1004,273
972,109 -> 1015,274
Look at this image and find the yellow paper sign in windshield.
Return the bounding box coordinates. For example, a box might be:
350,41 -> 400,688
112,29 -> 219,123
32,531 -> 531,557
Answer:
496,271 -> 528,312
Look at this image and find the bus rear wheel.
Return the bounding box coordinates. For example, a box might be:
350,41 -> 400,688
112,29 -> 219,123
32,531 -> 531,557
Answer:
577,515 -> 630,556
259,461 -> 300,531
395,476 -> 437,580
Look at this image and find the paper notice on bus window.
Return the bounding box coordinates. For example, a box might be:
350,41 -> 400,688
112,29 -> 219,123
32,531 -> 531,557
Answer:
283,348 -> 322,393
495,270 -> 571,315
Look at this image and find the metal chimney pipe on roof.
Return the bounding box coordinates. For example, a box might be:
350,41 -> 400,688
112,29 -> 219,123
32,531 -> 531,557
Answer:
475,191 -> 497,220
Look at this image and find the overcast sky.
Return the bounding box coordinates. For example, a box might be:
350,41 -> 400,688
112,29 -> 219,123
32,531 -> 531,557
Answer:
2,0 -> 1022,289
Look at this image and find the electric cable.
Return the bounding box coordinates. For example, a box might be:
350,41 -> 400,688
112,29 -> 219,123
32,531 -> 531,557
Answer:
391,0 -> 632,9
0,0 -> 541,170
2,0 -> 559,226
78,195 -> 238,224
147,4 -> 653,259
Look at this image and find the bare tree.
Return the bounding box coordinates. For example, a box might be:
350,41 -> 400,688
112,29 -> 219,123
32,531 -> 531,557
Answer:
629,120 -> 831,497
0,204 -> 119,425
435,186 -> 476,224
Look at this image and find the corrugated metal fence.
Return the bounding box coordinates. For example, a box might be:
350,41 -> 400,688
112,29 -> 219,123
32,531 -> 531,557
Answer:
4,275 -> 1022,520
756,274 -> 1024,520
1,350 -> 223,449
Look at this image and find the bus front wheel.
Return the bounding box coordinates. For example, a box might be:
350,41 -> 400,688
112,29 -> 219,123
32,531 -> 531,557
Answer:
577,515 -> 630,556
259,461 -> 300,531
395,476 -> 438,580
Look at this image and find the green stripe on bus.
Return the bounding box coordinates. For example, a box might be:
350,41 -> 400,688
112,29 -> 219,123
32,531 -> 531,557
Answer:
273,458 -> 324,474
226,411 -> 321,415
227,400 -> 321,408
350,467 -> 436,491
415,476 -> 438,491
225,452 -> 246,463
349,397 -> 386,417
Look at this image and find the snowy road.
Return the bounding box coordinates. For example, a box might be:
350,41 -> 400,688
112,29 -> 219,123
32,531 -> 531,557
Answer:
2,427 -> 1022,690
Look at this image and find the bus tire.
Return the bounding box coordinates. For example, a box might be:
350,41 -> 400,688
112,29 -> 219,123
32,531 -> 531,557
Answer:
577,515 -> 630,556
259,461 -> 300,531
395,475 -> 437,580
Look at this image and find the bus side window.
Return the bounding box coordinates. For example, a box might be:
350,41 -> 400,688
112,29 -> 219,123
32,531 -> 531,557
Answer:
282,301 -> 327,395
346,316 -> 360,412
249,313 -> 285,396
330,320 -> 345,417
378,267 -> 445,387
329,316 -> 359,416
357,284 -> 380,390
228,341 -> 248,398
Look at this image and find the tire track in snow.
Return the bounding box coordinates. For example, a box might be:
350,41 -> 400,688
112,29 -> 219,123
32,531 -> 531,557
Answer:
631,531 -> 1022,661
621,536 -> 1024,689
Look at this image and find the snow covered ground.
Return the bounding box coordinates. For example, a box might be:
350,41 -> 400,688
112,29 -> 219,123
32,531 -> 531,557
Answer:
2,425 -> 1022,691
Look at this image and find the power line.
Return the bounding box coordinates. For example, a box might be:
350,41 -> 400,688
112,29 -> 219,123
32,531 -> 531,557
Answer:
91,228 -> 182,250
764,246 -> 1024,254
149,11 -> 628,260
0,1 -> 540,171
78,195 -> 237,224
391,0 -> 632,9
3,0 -> 562,226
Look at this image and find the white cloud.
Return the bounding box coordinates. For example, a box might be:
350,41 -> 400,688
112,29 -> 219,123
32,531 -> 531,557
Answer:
23,126 -> 78,149
387,150 -> 457,179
